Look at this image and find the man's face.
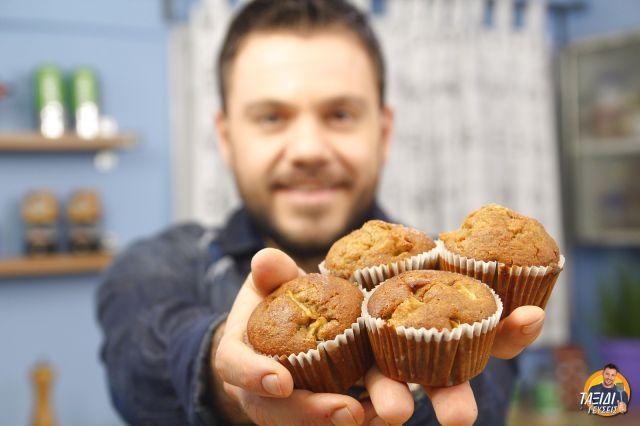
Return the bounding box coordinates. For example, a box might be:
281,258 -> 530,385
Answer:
603,368 -> 617,387
217,30 -> 392,254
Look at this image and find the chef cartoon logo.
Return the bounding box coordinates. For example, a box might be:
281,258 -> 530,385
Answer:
580,363 -> 630,416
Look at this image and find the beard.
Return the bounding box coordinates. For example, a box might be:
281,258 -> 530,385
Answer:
245,200 -> 375,259
233,160 -> 380,258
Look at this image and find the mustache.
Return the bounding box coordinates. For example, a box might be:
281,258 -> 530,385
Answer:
269,170 -> 353,189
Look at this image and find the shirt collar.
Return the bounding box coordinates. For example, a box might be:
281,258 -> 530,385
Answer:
216,200 -> 392,259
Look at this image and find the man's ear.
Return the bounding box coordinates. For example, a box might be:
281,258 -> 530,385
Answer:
215,109 -> 233,168
380,105 -> 394,165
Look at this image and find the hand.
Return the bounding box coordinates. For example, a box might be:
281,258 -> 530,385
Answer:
213,247 -> 546,425
213,248 -> 415,425
419,305 -> 546,426
618,401 -> 627,413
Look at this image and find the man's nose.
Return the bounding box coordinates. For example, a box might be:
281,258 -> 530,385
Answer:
285,114 -> 331,167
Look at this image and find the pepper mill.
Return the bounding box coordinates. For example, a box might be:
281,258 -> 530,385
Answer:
31,362 -> 57,426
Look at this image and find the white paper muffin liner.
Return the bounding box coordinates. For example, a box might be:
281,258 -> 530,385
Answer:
362,283 -> 503,387
250,318 -> 372,394
319,246 -> 439,291
436,240 -> 565,318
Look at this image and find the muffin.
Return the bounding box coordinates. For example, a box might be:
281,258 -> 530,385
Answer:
247,273 -> 371,393
321,220 -> 438,290
439,204 -> 565,317
363,270 -> 502,387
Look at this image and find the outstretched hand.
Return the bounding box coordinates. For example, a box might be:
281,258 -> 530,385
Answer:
213,248 -> 545,425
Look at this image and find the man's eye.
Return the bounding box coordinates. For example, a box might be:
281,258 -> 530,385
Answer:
259,113 -> 282,125
326,109 -> 356,127
332,110 -> 352,120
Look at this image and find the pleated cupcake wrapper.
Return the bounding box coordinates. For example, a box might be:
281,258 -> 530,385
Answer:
319,247 -> 439,291
436,240 -> 565,318
252,318 -> 372,394
362,285 -> 503,387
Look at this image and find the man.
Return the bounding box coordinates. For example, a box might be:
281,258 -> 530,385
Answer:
585,364 -> 628,415
98,1 -> 546,424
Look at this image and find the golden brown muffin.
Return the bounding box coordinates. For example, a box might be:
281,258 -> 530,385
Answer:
440,204 -> 560,267
367,270 -> 496,330
324,220 -> 436,279
247,273 -> 363,356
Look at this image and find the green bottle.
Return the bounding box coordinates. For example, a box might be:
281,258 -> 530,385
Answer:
70,67 -> 100,139
35,64 -> 65,138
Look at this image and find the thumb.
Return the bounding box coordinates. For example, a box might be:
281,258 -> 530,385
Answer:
225,248 -> 302,331
250,248 -> 302,296
491,306 -> 545,359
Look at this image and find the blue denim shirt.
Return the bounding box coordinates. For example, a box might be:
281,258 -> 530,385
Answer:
97,204 -> 518,425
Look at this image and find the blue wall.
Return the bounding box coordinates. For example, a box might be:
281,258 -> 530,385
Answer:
0,1 -> 171,424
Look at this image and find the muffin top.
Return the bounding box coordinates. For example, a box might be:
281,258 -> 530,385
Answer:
440,204 -> 560,267
247,273 -> 363,356
324,220 -> 436,279
367,270 -> 496,331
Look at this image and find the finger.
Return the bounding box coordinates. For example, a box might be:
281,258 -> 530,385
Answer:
223,382 -> 241,403
362,399 -> 403,426
368,417 -> 400,426
251,247 -> 302,295
238,388 -> 365,426
225,248 -> 301,329
215,337 -> 294,398
491,305 -> 545,359
361,399 -> 378,424
216,248 -> 301,396
365,366 -> 414,424
424,382 -> 477,426
216,249 -> 303,397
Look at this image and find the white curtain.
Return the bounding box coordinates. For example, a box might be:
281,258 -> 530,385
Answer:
170,0 -> 567,344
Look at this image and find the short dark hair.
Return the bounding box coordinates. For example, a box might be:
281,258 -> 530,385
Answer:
216,0 -> 385,111
603,363 -> 619,372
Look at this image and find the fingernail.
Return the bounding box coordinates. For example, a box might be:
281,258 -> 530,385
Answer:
331,406 -> 357,426
261,374 -> 282,396
521,318 -> 544,335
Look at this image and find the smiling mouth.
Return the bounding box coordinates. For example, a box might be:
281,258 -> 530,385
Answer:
273,183 -> 347,206
273,181 -> 347,191
274,185 -> 344,194
272,178 -> 353,194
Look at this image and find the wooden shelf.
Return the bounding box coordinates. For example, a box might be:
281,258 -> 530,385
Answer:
0,132 -> 136,152
0,253 -> 114,279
